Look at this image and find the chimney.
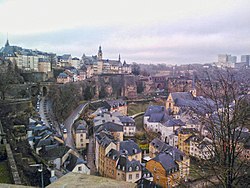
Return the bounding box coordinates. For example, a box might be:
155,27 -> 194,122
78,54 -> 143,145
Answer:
173,150 -> 175,161
51,169 -> 55,177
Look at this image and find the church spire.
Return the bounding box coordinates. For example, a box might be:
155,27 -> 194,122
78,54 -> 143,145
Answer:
98,45 -> 102,60
5,33 -> 9,47
5,39 -> 9,47
118,54 -> 121,62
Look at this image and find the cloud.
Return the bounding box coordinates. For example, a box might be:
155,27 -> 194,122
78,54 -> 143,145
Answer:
0,0 -> 250,64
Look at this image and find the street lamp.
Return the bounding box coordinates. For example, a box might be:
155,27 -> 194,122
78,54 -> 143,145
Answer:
30,164 -> 44,188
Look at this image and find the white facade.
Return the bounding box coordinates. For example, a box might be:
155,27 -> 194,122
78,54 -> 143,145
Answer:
72,163 -> 90,174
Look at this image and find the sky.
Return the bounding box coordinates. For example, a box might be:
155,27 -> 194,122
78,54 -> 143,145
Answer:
0,0 -> 250,64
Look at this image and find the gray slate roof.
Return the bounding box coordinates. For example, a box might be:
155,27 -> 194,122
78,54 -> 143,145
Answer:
120,140 -> 142,156
152,152 -> 178,172
40,145 -> 70,161
66,153 -> 87,171
117,116 -> 135,124
106,149 -> 120,161
117,156 -> 141,172
94,122 -> 123,133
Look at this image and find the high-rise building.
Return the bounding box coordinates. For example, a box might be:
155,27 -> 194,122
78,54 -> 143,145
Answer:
241,55 -> 250,66
217,54 -> 236,68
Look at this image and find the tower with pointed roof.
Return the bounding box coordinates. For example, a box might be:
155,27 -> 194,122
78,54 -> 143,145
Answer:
98,46 -> 103,60
5,39 -> 9,47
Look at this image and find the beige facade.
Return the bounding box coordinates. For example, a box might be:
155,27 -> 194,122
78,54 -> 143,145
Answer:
38,62 -> 51,73
75,132 -> 89,149
166,94 -> 180,114
98,142 -> 117,176
116,169 -> 141,183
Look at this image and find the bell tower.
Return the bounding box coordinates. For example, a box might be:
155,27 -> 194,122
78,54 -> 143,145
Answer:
98,46 -> 102,60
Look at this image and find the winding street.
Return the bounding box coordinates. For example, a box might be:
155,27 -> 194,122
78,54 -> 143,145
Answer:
64,102 -> 89,148
87,135 -> 97,175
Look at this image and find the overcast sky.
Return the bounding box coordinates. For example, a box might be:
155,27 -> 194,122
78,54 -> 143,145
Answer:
0,0 -> 249,64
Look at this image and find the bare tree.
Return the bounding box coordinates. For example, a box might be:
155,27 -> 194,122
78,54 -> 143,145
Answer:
192,68 -> 250,187
0,61 -> 22,100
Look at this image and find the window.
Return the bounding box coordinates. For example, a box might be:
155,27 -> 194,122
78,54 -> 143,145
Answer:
80,139 -> 83,142
136,173 -> 140,179
129,167 -> 132,171
80,134 -> 83,137
78,166 -> 82,171
129,174 -> 132,180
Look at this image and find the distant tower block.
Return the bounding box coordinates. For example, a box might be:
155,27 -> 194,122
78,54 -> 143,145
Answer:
98,46 -> 103,60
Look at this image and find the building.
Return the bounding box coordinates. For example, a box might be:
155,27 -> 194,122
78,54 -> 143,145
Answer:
144,105 -> 186,142
74,122 -> 89,149
189,136 -> 214,160
241,55 -> 250,66
82,46 -> 132,75
116,155 -> 142,183
57,54 -> 72,67
146,152 -> 180,188
56,67 -> 86,84
107,99 -> 128,115
95,132 -> 118,176
71,57 -> 80,68
57,72 -> 71,84
178,128 -> 199,156
38,61 -> 51,73
0,40 -> 57,72
216,54 -> 237,68
93,112 -> 122,127
166,92 -> 194,115
94,122 -> 124,141
146,145 -> 190,188
117,116 -> 136,136
64,153 -> 90,174
149,138 -> 172,158
104,149 -> 120,179
120,140 -> 142,163
237,131 -> 250,161
148,139 -> 190,183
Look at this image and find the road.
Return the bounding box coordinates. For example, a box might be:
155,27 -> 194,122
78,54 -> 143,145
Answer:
39,97 -> 62,136
39,97 -> 50,127
64,102 -> 89,148
87,135 -> 97,175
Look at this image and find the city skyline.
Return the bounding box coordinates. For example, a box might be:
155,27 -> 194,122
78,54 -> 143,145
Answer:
0,0 -> 250,64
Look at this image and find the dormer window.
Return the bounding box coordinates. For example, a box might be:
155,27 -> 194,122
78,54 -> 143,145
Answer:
129,167 -> 132,171
117,165 -> 120,169
136,166 -> 139,171
122,166 -> 125,171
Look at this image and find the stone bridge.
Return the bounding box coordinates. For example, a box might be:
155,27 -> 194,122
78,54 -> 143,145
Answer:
28,82 -> 55,97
